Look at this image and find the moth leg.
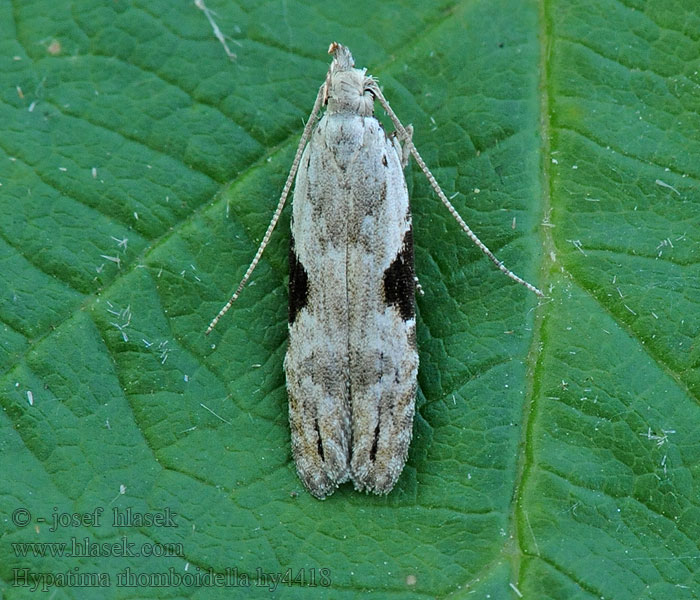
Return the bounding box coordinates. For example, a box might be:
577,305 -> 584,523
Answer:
398,124 -> 413,168
390,125 -> 413,169
414,275 -> 424,296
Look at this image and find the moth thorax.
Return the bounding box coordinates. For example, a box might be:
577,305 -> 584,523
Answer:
326,70 -> 375,116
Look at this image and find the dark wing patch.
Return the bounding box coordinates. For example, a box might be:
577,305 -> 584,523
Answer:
382,227 -> 415,321
289,234 -> 309,324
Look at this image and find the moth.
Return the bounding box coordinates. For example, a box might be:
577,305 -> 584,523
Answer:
208,43 -> 542,499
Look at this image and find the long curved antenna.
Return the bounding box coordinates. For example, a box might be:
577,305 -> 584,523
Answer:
368,81 -> 544,298
206,81 -> 328,334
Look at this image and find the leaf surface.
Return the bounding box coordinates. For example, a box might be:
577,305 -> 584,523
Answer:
0,1 -> 698,598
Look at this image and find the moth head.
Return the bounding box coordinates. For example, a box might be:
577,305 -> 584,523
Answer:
325,42 -> 375,116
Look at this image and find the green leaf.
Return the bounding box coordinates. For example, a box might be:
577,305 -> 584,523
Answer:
0,0 -> 698,598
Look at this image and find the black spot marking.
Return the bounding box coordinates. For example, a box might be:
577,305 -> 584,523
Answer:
369,422 -> 380,461
382,228 -> 415,321
314,419 -> 325,461
289,235 -> 309,324
381,155 -> 388,167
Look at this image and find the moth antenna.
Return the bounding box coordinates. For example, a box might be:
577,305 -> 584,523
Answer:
206,80 -> 328,334
368,81 -> 544,298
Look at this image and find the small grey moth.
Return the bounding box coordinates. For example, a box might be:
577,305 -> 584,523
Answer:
208,43 -> 543,499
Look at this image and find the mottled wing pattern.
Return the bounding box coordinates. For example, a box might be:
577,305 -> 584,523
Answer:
285,111 -> 417,498
285,114 -> 352,498
344,117 -> 417,494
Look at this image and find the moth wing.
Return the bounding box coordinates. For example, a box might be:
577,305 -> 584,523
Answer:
346,120 -> 418,494
284,116 -> 352,498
